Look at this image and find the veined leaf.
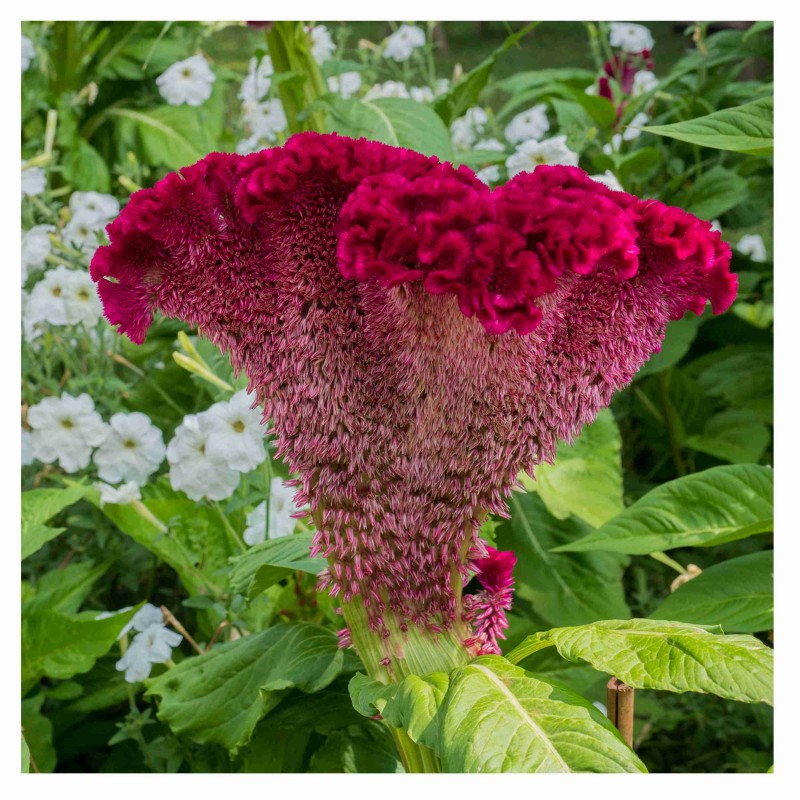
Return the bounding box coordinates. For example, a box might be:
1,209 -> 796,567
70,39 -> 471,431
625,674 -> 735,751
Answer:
686,409 -> 770,464
22,485 -> 90,559
146,622 -> 348,753
635,315 -> 701,379
650,551 -> 773,633
681,166 -> 749,220
507,619 -> 773,705
642,97 -> 773,156
229,533 -> 324,599
24,561 -> 109,615
553,465 -> 773,554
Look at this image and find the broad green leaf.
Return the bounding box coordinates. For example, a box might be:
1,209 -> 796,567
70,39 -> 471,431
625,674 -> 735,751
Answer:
495,67 -> 596,96
62,139 -> 111,192
433,23 -> 539,126
554,465 -> 773,554
229,533 -> 324,599
642,97 -> 773,156
24,561 -> 109,615
635,315 -> 701,379
650,551 -> 773,633
686,410 -> 770,464
21,694 -> 56,773
323,94 -> 398,144
520,409 -> 624,527
497,493 -> 630,626
145,622 -> 347,753
681,166 -> 749,220
22,485 -> 89,559
507,619 -> 773,705
370,99 -> 453,160
237,723 -> 311,773
309,727 -> 403,773
21,733 -> 31,773
109,107 -> 204,169
22,607 -> 137,686
437,656 -> 646,773
550,98 -> 594,153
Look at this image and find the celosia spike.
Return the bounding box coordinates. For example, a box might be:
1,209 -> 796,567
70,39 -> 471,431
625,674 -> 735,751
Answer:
91,132 -> 735,638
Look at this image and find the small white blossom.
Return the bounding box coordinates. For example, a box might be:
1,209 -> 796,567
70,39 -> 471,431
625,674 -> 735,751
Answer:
506,136 -> 579,177
409,86 -> 434,104
243,501 -> 268,546
475,138 -> 505,152
63,270 -> 103,327
710,220 -> 722,233
242,479 -> 300,546
115,607 -> 182,683
603,133 -> 623,155
585,83 -> 598,96
156,54 -> 215,107
383,24 -> 426,62
28,266 -> 75,325
22,224 -> 55,281
166,414 -> 240,501
504,104 -> 549,145
622,111 -> 650,141
61,212 -> 105,259
69,191 -> 119,227
22,161 -> 46,197
590,170 -> 624,192
22,34 -> 35,71
96,481 -> 142,508
28,393 -> 108,473
93,412 -> 166,484
21,291 -> 43,344
242,98 -> 288,143
737,234 -> 767,263
239,56 -> 274,103
609,22 -> 654,53
22,429 -> 34,466
119,603 -> 164,639
631,70 -> 658,97
328,71 -> 362,98
451,107 -> 489,152
204,390 -> 266,473
476,165 -> 501,185
364,80 -> 410,100
309,25 -> 336,64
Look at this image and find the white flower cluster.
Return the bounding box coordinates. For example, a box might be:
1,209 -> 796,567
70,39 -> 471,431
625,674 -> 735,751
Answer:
243,477 -> 301,545
22,160 -> 46,198
451,107 -> 490,152
737,234 -> 768,263
608,22 -> 654,53
328,71 -> 362,99
364,79 -> 448,103
26,266 -> 103,333
309,25 -> 336,64
156,54 -> 215,107
166,390 -> 266,501
506,136 -> 579,177
504,104 -> 549,144
22,224 -> 54,282
236,56 -> 288,155
383,24 -> 426,62
109,604 -> 183,683
632,69 -> 658,97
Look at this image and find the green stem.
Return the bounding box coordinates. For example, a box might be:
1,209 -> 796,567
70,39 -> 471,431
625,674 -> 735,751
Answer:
213,501 -> 246,552
656,371 -> 687,477
649,550 -> 686,574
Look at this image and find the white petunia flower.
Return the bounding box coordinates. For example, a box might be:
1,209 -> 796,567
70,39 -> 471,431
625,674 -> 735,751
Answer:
609,22 -> 654,53
22,34 -> 35,71
166,413 -> 240,501
69,191 -> 119,226
364,80 -> 410,100
93,412 -> 166,484
28,266 -> 75,325
451,107 -> 489,152
28,393 -> 108,473
383,24 -> 426,62
63,270 -> 103,327
505,136 -> 580,177
239,56 -> 274,103
242,98 -> 288,143
309,25 -> 336,64
475,165 -> 501,185
631,70 -> 658,97
22,224 -> 55,281
156,54 -> 215,107
590,170 -> 624,192
328,71 -> 362,99
243,501 -> 268,546
204,390 -> 266,473
22,161 -> 46,197
409,85 -> 434,104
22,429 -> 34,466
96,480 -> 142,507
622,111 -> 650,141
21,291 -> 43,344
116,620 -> 182,683
242,479 -> 301,545
61,212 -> 105,259
474,138 -> 505,152
504,104 -> 549,145
737,234 -> 767,263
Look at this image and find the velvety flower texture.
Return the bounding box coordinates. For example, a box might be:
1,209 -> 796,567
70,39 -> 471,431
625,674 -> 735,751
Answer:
91,132 -> 736,644
464,547 -> 517,655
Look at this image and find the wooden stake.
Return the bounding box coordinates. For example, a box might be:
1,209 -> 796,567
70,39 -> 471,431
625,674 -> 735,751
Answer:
607,677 -> 636,748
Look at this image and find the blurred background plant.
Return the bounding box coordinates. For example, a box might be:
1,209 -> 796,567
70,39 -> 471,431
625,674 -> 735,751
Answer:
21,20 -> 773,773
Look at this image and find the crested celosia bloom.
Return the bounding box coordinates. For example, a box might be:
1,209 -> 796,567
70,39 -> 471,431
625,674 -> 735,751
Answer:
464,546 -> 516,655
91,132 -> 736,651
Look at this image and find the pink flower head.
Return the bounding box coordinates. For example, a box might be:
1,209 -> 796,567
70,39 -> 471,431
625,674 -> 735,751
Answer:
464,546 -> 516,655
91,132 -> 735,642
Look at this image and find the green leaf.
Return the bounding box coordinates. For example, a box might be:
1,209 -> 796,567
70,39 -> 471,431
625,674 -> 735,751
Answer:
145,623 -> 348,753
24,561 -> 109,615
497,493 -> 630,627
433,23 -> 539,126
550,98 -> 594,153
635,315 -> 701,379
229,533 -> 324,598
642,97 -> 773,156
21,694 -> 56,773
650,551 -> 773,633
495,67 -> 596,96
437,656 -> 646,773
21,733 -> 31,774
22,485 -> 89,559
686,410 -> 770,464
62,139 -> 111,192
520,409 -> 624,527
109,107 -> 204,169
506,619 -> 773,705
309,727 -> 403,773
369,99 -> 453,160
681,166 -> 749,220
22,607 -> 137,686
553,465 -> 773,554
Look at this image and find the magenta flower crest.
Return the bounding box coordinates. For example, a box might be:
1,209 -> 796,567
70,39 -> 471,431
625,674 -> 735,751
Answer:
464,546 -> 517,655
91,132 -> 735,647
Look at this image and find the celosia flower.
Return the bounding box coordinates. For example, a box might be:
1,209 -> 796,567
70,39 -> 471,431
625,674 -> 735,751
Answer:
91,132 -> 736,646
464,546 -> 516,655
